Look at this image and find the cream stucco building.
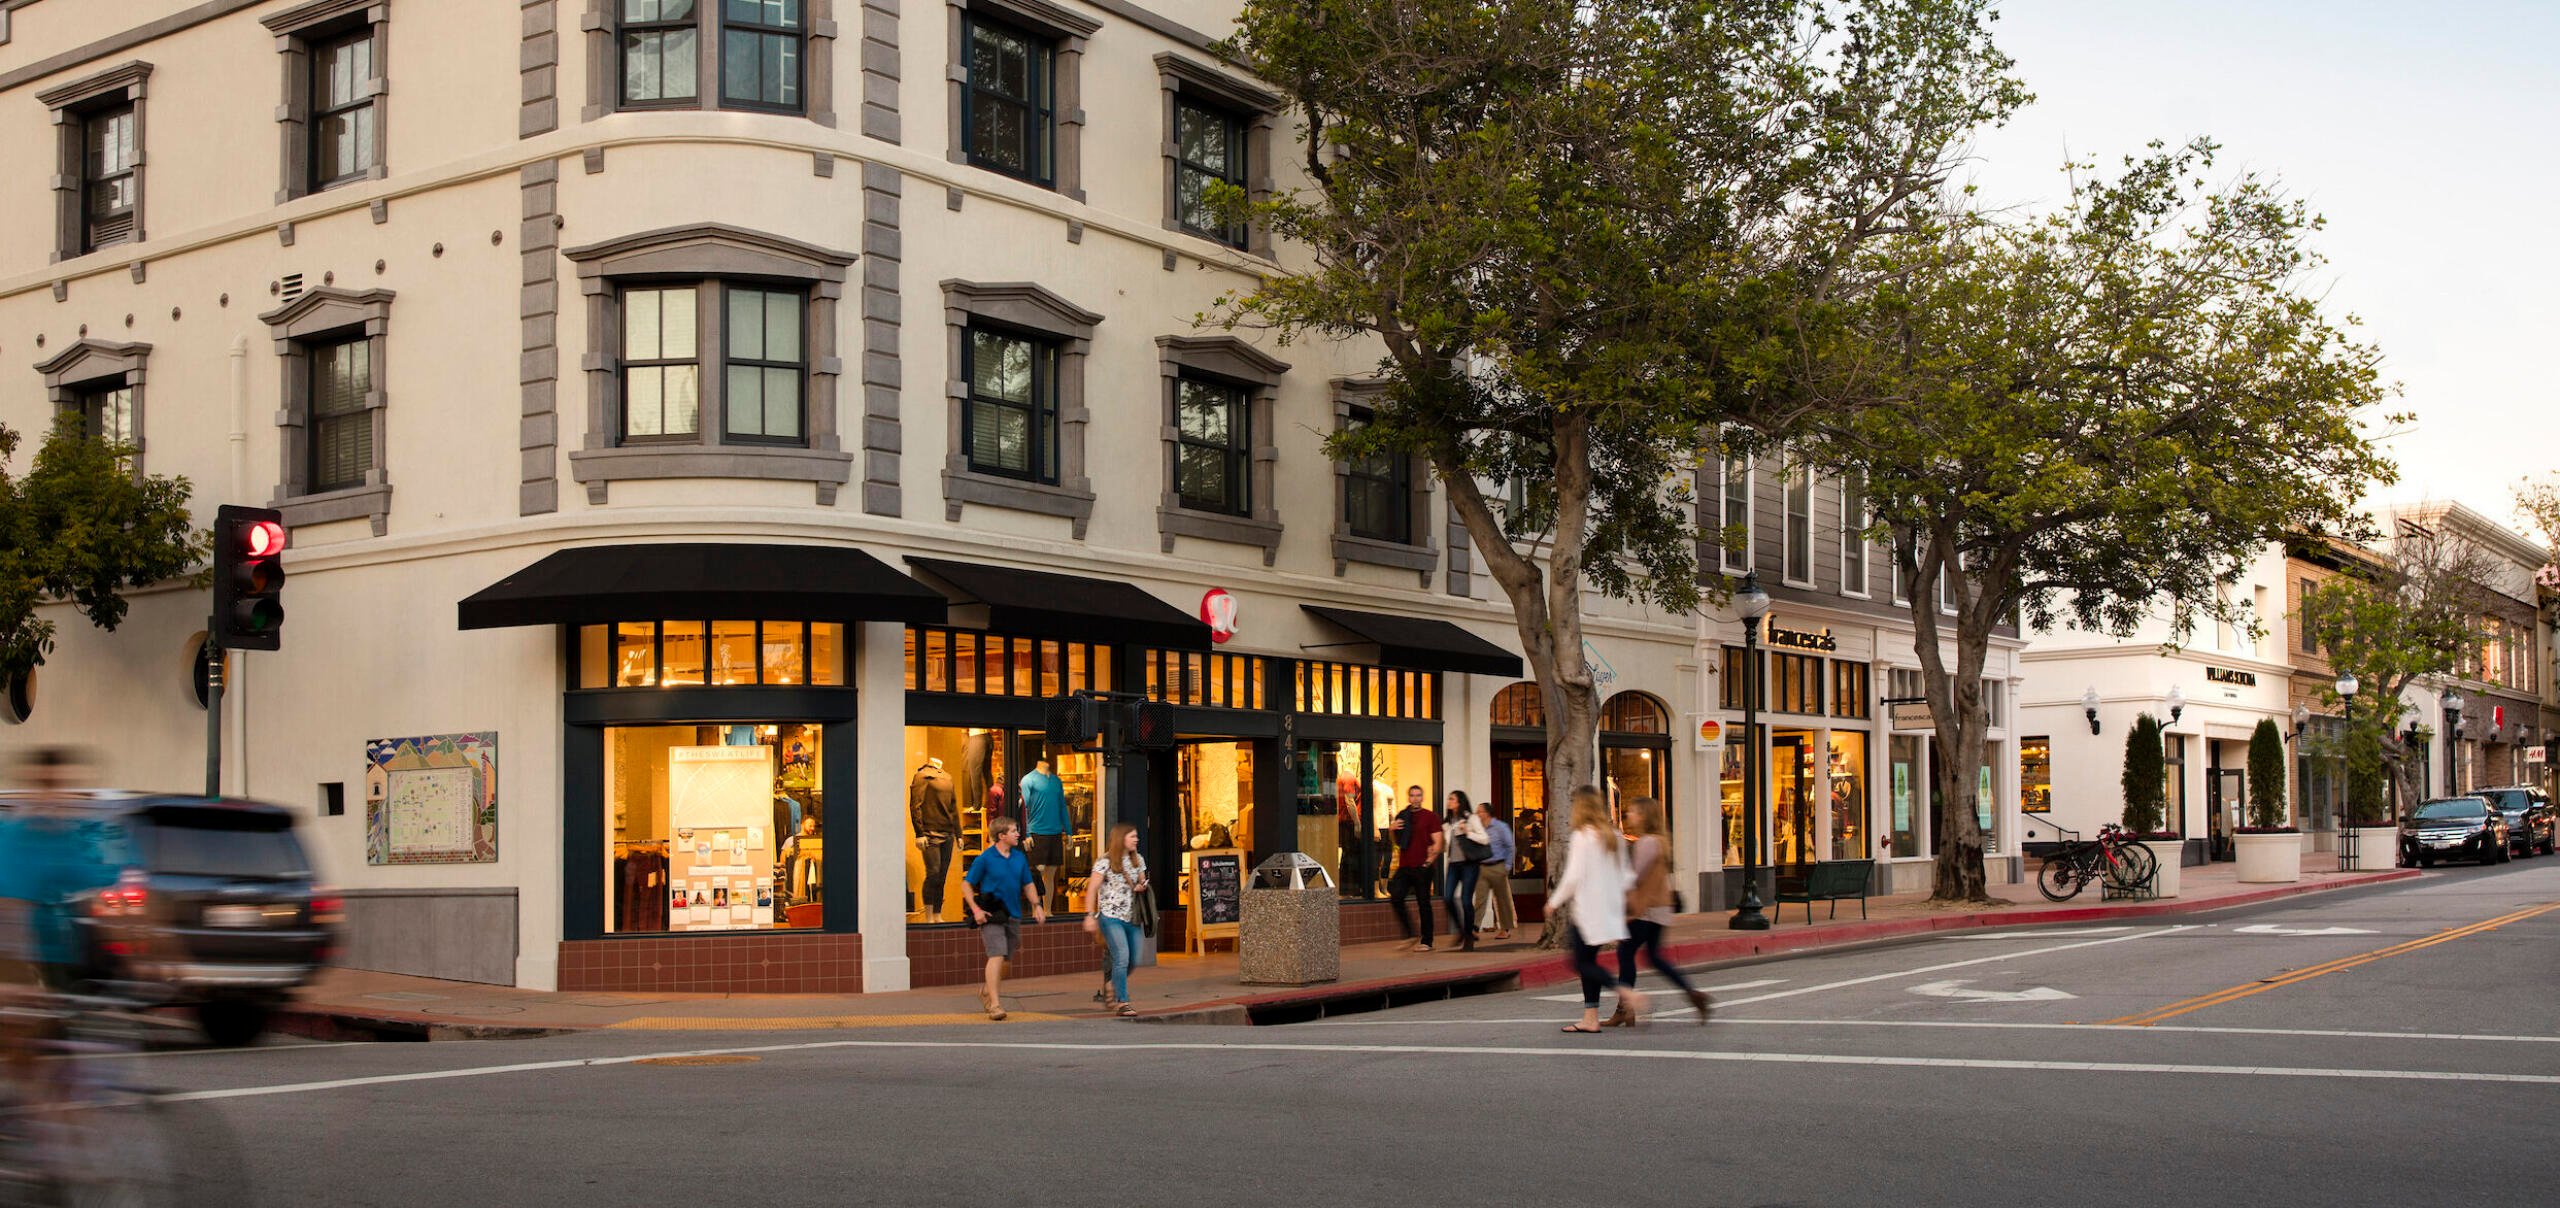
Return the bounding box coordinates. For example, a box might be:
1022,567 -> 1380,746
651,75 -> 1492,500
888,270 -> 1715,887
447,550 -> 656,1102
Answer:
0,0 -> 1700,992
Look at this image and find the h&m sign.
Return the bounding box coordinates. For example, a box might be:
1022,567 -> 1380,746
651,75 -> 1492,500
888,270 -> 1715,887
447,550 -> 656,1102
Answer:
2204,667 -> 2256,687
1767,622 -> 1838,652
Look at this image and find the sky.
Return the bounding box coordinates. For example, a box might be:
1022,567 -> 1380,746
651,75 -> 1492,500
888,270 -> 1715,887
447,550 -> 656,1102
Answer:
1960,0 -> 2560,537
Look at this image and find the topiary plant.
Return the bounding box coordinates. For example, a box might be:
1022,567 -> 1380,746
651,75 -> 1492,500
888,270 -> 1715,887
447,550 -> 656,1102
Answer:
2246,718 -> 2290,829
2121,713 -> 2167,834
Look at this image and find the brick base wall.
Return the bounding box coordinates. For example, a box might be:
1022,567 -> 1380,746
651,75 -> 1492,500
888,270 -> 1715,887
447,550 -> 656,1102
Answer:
908,920 -> 1105,988
558,932 -> 864,993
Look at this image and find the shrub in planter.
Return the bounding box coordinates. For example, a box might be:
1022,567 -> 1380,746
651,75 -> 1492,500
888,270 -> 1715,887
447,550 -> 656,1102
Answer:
2121,712 -> 2167,835
2243,717 -> 2296,832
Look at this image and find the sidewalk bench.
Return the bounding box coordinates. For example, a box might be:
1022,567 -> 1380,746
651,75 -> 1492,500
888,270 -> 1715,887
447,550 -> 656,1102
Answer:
1774,859 -> 1875,924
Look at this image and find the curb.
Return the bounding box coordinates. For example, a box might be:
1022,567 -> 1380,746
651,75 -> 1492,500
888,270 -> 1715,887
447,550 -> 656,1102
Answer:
272,1004 -> 584,1043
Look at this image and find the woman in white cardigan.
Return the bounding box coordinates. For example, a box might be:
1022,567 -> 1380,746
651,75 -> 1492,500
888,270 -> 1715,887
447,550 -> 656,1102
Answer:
1548,785 -> 1645,1033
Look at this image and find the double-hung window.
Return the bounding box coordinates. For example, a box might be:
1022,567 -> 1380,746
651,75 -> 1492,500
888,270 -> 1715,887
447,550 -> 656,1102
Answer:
311,29 -> 379,188
720,0 -> 803,111
963,326 -> 1058,482
77,385 -> 135,448
1343,409 -> 1411,545
621,0 -> 700,105
82,105 -> 138,252
1172,96 -> 1247,245
1840,471 -> 1870,596
1720,452 -> 1751,574
723,287 -> 805,443
309,337 -> 374,494
1782,458 -> 1813,585
619,286 -> 701,442
963,15 -> 1054,186
1175,377 -> 1250,515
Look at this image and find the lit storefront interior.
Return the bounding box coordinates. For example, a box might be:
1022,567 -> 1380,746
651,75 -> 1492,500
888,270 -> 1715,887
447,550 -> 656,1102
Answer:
1719,643 -> 1877,874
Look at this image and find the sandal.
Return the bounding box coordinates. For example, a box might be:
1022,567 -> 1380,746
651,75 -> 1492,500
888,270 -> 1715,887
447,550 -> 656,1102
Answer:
1117,1004 -> 1139,1017
1559,1023 -> 1603,1034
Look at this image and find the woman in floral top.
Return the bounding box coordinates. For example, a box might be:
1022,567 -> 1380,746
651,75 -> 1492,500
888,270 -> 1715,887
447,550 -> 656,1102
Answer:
1083,823 -> 1149,1015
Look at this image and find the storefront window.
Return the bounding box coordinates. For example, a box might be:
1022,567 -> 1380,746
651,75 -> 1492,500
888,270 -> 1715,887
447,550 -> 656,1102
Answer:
1831,662 -> 1872,720
606,723 -> 822,933
1771,734 -> 1817,867
2019,736 -> 2052,814
2164,734 -> 2187,833
1176,739 -> 1254,863
1296,661 -> 1438,720
1720,742 -> 1746,866
902,726 -> 1102,922
1294,740 -> 1434,898
578,621 -> 843,689
1719,647 -> 1762,710
1604,746 -> 1663,817
1771,653 -> 1823,714
1828,732 -> 1868,860
1889,734 -> 1925,858
905,626 -> 1110,696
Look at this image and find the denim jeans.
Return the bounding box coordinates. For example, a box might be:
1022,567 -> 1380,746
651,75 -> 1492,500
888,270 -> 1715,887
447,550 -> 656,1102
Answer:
1099,916 -> 1142,1004
1442,860 -> 1480,939
919,836 -> 955,913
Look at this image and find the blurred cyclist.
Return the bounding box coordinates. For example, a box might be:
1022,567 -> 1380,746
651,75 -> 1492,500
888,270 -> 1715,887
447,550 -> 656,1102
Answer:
0,746 -> 127,990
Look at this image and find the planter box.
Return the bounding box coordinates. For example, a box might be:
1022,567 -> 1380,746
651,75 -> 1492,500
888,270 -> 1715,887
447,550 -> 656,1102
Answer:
2234,832 -> 2302,883
2140,840 -> 2185,898
2344,825 -> 2399,871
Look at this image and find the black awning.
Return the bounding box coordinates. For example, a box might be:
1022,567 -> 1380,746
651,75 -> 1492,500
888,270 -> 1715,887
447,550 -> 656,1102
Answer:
458,542 -> 948,630
906,557 -> 1210,650
1302,605 -> 1524,677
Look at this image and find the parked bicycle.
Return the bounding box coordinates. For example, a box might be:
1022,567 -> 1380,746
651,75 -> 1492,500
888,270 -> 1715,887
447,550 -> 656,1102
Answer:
2036,824 -> 2159,902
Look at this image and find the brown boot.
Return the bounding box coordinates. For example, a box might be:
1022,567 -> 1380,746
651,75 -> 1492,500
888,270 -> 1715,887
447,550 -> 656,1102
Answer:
1688,989 -> 1713,1023
1603,1001 -> 1635,1028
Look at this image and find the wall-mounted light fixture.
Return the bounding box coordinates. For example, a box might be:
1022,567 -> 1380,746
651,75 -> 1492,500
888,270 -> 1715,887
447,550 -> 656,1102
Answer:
2082,686 -> 2102,735
2166,684 -> 2187,725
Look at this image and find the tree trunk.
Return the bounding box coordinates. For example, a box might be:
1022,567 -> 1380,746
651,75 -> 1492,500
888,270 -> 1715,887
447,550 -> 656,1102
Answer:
1901,526 -> 2003,905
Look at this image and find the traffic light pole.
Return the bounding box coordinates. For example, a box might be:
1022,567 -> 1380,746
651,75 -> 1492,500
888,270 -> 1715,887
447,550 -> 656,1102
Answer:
204,629 -> 224,798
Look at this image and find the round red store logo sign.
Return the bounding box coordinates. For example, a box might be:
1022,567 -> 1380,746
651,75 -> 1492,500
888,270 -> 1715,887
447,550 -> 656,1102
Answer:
1200,588 -> 1240,644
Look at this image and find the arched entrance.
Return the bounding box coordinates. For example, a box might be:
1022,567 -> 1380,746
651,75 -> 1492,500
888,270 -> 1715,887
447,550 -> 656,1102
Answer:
1601,691 -> 1673,832
1488,682 -> 1549,882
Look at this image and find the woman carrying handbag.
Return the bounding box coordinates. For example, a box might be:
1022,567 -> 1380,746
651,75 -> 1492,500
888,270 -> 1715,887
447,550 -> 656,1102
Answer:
1611,796 -> 1710,1025
1548,785 -> 1644,1033
1083,823 -> 1149,1016
1440,790 -> 1490,951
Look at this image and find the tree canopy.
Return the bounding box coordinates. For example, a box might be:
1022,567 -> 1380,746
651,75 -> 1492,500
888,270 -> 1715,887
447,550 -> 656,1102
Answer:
2298,526 -> 2494,815
0,415 -> 202,675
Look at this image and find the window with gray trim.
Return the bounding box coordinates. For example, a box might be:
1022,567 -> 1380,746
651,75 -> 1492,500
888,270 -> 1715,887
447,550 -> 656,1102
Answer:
1328,381 -> 1434,583
309,336 -> 374,493
621,0 -> 700,104
1155,56 -> 1277,254
944,0 -> 1093,200
1174,376 -> 1249,515
262,0 -> 388,203
261,287 -> 395,534
75,385 -> 134,447
1342,407 -> 1409,544
38,61 -> 151,263
565,224 -> 853,504
35,339 -> 150,473
962,325 -> 1057,481
587,0 -> 833,124
720,0 -> 805,111
1171,97 -> 1245,245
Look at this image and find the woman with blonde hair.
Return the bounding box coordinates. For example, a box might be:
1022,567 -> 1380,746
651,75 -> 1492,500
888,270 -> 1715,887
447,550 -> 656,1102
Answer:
1547,785 -> 1643,1033
1610,796 -> 1709,1025
1083,823 -> 1148,1016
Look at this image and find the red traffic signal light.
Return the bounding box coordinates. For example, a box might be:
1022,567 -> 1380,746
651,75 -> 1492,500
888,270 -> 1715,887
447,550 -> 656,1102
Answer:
211,505 -> 288,651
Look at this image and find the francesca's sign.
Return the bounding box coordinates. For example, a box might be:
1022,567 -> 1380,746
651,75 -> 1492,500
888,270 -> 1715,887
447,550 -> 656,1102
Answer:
1890,700 -> 1936,730
2204,667 -> 2256,687
1766,621 -> 1838,652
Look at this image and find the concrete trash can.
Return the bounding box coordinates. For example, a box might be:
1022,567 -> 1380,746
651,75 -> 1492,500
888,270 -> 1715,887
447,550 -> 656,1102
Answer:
1239,854 -> 1339,986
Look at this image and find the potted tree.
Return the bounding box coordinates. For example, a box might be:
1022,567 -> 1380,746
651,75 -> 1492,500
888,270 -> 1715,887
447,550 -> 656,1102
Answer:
2344,751 -> 2397,871
2234,718 -> 2301,882
2122,713 -> 2182,897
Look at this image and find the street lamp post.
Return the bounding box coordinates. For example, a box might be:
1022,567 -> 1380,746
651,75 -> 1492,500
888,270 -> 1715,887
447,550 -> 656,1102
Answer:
2442,690 -> 2463,797
2338,671 -> 2360,871
1730,573 -> 1772,931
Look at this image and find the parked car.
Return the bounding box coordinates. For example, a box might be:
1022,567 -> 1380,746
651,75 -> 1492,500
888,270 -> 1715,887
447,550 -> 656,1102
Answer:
65,796 -> 339,1046
2400,797 -> 2512,868
2474,786 -> 2556,857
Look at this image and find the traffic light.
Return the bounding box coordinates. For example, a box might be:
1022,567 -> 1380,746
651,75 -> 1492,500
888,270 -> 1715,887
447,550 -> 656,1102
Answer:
211,504 -> 287,650
1130,699 -> 1177,749
1043,694 -> 1097,745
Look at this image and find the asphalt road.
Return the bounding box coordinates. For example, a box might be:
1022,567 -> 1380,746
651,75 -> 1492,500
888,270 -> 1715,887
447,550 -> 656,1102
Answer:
112,858 -> 2560,1207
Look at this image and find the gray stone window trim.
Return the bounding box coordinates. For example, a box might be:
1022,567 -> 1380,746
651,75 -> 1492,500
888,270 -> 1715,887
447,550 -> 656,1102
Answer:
263,0 -> 390,203
1155,335 -> 1284,565
34,338 -> 150,470
580,0 -> 837,126
1154,53 -> 1277,258
261,288 -> 395,535
944,0 -> 1095,202
1330,382 -> 1437,587
940,279 -> 1100,537
38,59 -> 151,265
562,223 -> 856,505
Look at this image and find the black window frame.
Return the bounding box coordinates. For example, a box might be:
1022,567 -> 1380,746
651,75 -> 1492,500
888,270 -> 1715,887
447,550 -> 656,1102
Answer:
309,26 -> 379,191
1342,407 -> 1411,545
1171,94 -> 1247,247
307,335 -> 374,495
719,282 -> 809,447
961,12 -> 1055,188
717,0 -> 806,114
75,383 -> 135,448
81,102 -> 138,254
1173,374 -> 1250,516
619,0 -> 704,108
960,323 -> 1059,484
616,282 -> 704,445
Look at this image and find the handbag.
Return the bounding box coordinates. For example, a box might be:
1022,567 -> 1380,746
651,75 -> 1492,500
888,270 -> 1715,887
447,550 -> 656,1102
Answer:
1130,887 -> 1158,938
1453,832 -> 1493,864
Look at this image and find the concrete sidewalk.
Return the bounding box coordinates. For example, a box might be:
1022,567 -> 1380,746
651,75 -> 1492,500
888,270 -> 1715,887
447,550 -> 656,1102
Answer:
278,853 -> 2418,1039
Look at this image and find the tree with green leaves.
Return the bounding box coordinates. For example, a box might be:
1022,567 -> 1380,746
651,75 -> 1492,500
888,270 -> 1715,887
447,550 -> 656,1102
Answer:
2246,718 -> 2288,829
2299,526 -> 2493,817
2121,713 -> 2165,835
2512,476 -> 2560,591
0,414 -> 203,676
1811,141 -> 2397,902
1215,0 -> 2022,928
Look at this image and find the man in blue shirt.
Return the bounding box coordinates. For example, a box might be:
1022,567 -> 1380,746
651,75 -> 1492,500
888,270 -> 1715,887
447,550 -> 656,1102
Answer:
1473,801 -> 1520,941
0,746 -> 128,985
964,817 -> 1047,1019
1019,759 -> 1068,912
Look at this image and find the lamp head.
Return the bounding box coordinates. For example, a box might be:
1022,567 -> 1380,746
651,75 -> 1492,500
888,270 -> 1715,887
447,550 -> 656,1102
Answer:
1734,572 -> 1771,623
2165,684 -> 2186,723
2335,671 -> 2358,699
2443,689 -> 2463,714
2292,703 -> 2311,734
2081,687 -> 2101,735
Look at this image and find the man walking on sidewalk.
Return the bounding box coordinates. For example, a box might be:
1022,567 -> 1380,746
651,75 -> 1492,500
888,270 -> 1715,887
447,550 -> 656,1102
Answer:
1388,785 -> 1442,950
1474,801 -> 1518,941
966,818 -> 1048,1020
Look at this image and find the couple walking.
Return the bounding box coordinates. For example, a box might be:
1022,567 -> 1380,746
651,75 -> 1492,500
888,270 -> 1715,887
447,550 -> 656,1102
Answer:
1550,788 -> 1711,1032
1387,787 -> 1517,952
965,817 -> 1150,1020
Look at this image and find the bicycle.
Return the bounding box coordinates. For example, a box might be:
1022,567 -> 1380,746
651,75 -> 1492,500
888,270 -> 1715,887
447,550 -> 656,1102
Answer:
2036,824 -> 2159,902
0,982 -> 250,1207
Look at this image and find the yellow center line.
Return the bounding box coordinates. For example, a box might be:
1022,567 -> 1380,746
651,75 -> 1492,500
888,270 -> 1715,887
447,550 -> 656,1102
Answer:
2100,901 -> 2560,1027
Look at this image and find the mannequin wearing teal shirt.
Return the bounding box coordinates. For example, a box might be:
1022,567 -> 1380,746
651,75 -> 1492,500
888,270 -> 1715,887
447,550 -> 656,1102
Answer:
1019,760 -> 1068,910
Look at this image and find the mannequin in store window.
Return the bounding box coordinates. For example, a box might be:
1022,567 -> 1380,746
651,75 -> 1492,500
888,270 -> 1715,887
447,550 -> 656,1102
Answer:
910,757 -> 957,922
960,729 -> 996,826
1020,758 -> 1068,911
